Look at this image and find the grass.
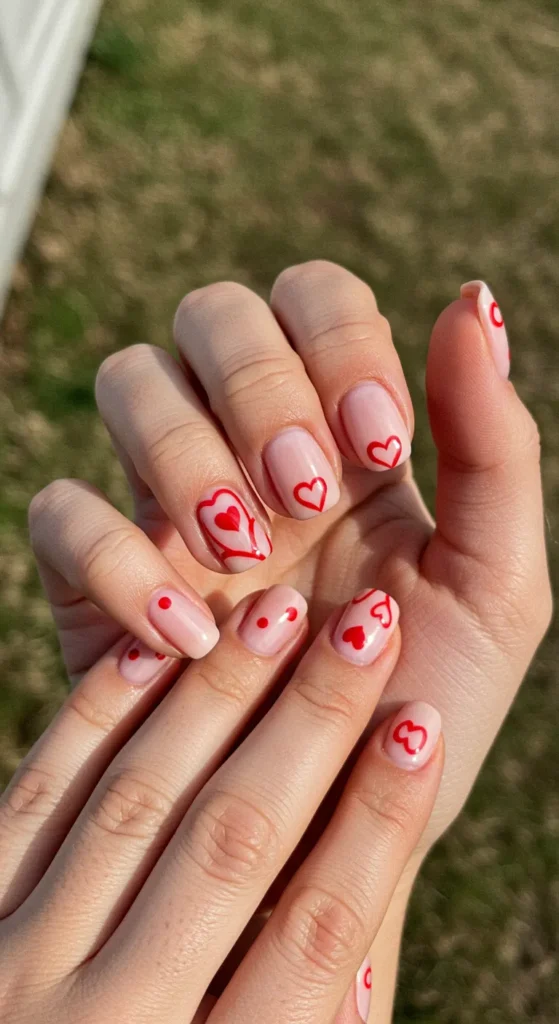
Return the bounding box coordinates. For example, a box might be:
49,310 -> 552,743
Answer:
1,0 -> 558,1019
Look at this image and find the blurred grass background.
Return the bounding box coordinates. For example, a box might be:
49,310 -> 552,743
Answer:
1,0 -> 558,1019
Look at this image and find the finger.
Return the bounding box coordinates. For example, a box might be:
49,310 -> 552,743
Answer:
424,281 -> 552,641
29,479 -> 219,659
174,282 -> 341,519
15,587 -> 308,976
271,260 -> 413,473
0,634 -> 181,917
96,345 -> 273,574
210,702 -> 443,1024
90,587 -> 400,1022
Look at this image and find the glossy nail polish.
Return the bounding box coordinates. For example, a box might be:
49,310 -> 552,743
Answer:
196,486 -> 272,573
384,700 -> 441,770
332,588 -> 399,666
239,585 -> 307,656
264,427 -> 340,520
355,955 -> 372,1022
461,280 -> 510,379
340,382 -> 411,471
148,589 -> 219,660
119,638 -> 172,685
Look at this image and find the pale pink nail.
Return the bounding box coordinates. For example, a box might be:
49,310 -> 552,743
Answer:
384,700 -> 441,770
148,589 -> 219,660
239,585 -> 307,656
119,638 -> 173,685
332,588 -> 399,666
341,382 -> 411,472
264,427 -> 340,520
460,280 -> 510,379
196,486 -> 272,573
355,955 -> 372,1022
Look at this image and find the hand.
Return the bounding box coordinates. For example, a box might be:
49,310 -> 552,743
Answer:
0,585 -> 444,1023
27,261 -> 552,869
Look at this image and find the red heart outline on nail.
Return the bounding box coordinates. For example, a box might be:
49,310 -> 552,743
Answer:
293,477 -> 327,512
352,588 -> 378,604
367,435 -> 402,469
214,505 -> 240,531
197,489 -> 271,564
489,300 -> 504,328
393,720 -> 427,755
370,594 -> 392,628
342,624 -> 366,650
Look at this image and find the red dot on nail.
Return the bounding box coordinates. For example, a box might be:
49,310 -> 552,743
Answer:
257,617 -> 269,629
158,596 -> 172,610
155,653 -> 166,660
285,606 -> 298,622
128,648 -> 140,661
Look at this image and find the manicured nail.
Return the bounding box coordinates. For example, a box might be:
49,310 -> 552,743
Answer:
239,585 -> 307,656
119,638 -> 173,685
384,700 -> 441,770
148,589 -> 219,659
196,486 -> 272,573
340,382 -> 411,471
264,427 -> 340,520
460,280 -> 510,379
333,588 -> 399,666
355,956 -> 372,1022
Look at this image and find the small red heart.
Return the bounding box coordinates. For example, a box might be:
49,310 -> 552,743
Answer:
128,648 -> 140,661
342,624 -> 366,650
367,435 -> 402,469
393,720 -> 427,755
370,595 -> 392,628
293,477 -> 327,512
285,606 -> 298,621
215,505 -> 241,531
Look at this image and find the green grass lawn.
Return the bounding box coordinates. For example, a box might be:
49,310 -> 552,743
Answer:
1,0 -> 558,1019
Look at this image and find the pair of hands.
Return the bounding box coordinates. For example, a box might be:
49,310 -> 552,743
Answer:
0,261 -> 551,1023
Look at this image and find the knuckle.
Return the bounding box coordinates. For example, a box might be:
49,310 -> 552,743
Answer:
290,672 -> 356,729
142,419 -> 215,477
79,523 -> 138,585
95,343 -> 156,392
28,479 -> 73,537
183,789 -> 280,887
273,259 -> 347,294
0,765 -> 60,834
273,884 -> 365,979
88,769 -> 174,841
192,658 -> 252,710
218,352 -> 296,407
66,687 -> 120,736
174,281 -> 254,331
351,781 -> 413,843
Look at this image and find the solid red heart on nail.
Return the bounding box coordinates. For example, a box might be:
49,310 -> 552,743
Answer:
214,505 -> 241,531
293,477 -> 327,512
367,435 -> 402,469
393,720 -> 427,755
370,594 -> 392,628
342,624 -> 366,650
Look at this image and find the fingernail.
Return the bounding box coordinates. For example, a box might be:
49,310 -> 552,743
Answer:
332,588 -> 399,666
384,700 -> 441,770
119,638 -> 174,685
264,427 -> 340,520
340,382 -> 411,471
355,956 -> 372,1022
196,486 -> 272,573
239,584 -> 307,656
148,589 -> 219,659
460,280 -> 510,379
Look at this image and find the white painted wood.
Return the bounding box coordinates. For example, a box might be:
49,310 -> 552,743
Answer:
0,0 -> 103,315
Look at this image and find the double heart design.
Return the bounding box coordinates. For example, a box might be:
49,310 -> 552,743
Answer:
197,488 -> 270,564
342,592 -> 393,649
392,719 -> 427,755
367,435 -> 402,469
293,477 -> 327,512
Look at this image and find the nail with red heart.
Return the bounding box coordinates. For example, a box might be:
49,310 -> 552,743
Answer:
238,584 -> 308,656
119,637 -> 174,685
196,486 -> 272,573
148,589 -> 220,660
384,700 -> 441,770
332,587 -> 399,665
460,280 -> 510,380
340,381 -> 411,472
264,427 -> 340,520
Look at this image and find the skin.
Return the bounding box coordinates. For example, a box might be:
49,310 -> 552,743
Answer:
1,261 -> 551,1022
